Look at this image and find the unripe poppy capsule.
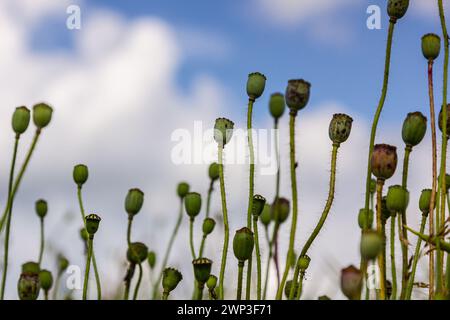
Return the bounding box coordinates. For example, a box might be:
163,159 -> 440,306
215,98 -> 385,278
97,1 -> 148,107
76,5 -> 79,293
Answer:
32,103 -> 53,129
422,33 -> 441,61
233,227 -> 254,262
358,208 -> 374,229
35,199 -> 48,219
80,228 -> 88,242
162,268 -> 183,293
328,113 -> 353,144
260,203 -> 272,226
177,182 -> 190,198
252,194 -> 266,217
369,179 -> 377,194
272,197 -> 290,224
386,185 -> 409,213
73,164 -> 89,187
285,79 -> 311,112
208,163 -> 220,181
419,189 -> 433,214
206,275 -> 217,290
214,118 -> 234,146
125,188 -> 144,216
85,214 -> 101,235
379,196 -> 392,223
127,242 -> 149,264
12,106 -> 31,135
438,104 -> 450,136
18,272 -> 40,300
360,230 -> 383,260
269,93 -> 286,119
340,265 -> 363,300
246,72 -> 266,100
58,255 -> 69,272
297,255 -> 311,271
402,112 -> 427,147
284,280 -> 300,299
147,251 -> 156,269
184,192 -> 202,218
39,269 -> 53,292
371,144 -> 398,180
438,173 -> 450,191
387,0 -> 409,21
192,258 -> 213,284
22,261 -> 40,274
202,218 -> 216,235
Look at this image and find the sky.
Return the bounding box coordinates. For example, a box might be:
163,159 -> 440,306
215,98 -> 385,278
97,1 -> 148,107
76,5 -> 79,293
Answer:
0,0 -> 445,300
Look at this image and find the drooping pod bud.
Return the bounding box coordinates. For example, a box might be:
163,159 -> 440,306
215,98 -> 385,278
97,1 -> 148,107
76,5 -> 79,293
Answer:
192,258 -> 213,284
12,106 -> 31,135
184,192 -> 202,219
18,272 -> 40,300
202,218 -> 216,235
246,72 -> 266,100
39,269 -> 53,293
328,113 -> 353,144
285,79 -> 311,113
386,185 -> 409,213
35,199 -> 48,219
208,163 -> 220,181
340,265 -> 363,300
358,208 -> 374,229
438,104 -> 450,136
260,203 -> 272,227
402,112 -> 427,147
233,227 -> 255,262
422,33 -> 441,61
272,197 -> 290,224
127,242 -> 149,264
80,227 -> 89,243
284,280 -> 300,299
73,164 -> 89,187
206,275 -> 217,290
147,251 -> 156,269
214,118 -> 234,146
177,182 -> 190,199
371,144 -> 398,180
360,230 -> 383,260
85,214 -> 101,235
125,188 -> 144,216
387,0 -> 409,21
269,93 -> 286,119
162,268 -> 183,293
58,255 -> 69,273
22,261 -> 40,274
252,194 -> 266,217
419,189 -> 433,214
369,178 -> 377,195
32,103 -> 53,129
297,255 -> 311,271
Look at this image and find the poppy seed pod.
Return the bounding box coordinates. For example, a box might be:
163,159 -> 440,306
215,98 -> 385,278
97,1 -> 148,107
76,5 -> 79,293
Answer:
260,203 -> 272,227
80,227 -> 88,243
85,214 -> 101,235
162,267 -> 183,293
73,164 -> 89,187
387,0 -> 409,21
147,251 -> 156,269
328,113 -> 353,144
285,79 -> 311,112
32,103 -> 53,129
125,188 -> 144,216
39,269 -> 53,292
438,104 -> 450,136
439,173 -> 450,191
340,265 -> 363,300
233,227 -> 255,262
12,106 -> 31,135
272,197 -> 290,224
297,255 -> 311,271
386,185 -> 409,213
184,192 -> 202,218
246,72 -> 266,100
35,199 -> 48,219
252,194 -> 266,217
360,230 -> 383,260
402,112 -> 427,147
214,118 -> 234,146
284,280 -> 300,299
208,163 -> 220,181
419,189 -> 433,214
127,242 -> 149,264
193,258 -> 213,284
269,93 -> 286,119
22,261 -> 40,274
202,218 -> 216,235
177,182 -> 190,198
379,196 -> 392,223
58,255 -> 69,272
369,178 -> 377,194
371,144 -> 398,180
206,275 -> 217,290
422,33 -> 441,61
358,208 -> 374,229
18,272 -> 40,300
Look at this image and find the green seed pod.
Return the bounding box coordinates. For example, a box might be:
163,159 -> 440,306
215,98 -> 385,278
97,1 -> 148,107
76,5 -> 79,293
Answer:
125,188 -> 145,216
269,93 -> 286,119
260,203 -> 272,227
252,194 -> 266,217
233,227 -> 255,262
162,267 -> 183,293
12,106 -> 31,135
379,196 -> 392,223
438,173 -> 450,191
177,182 -> 190,198
32,103 -> 53,129
285,79 -> 311,112
369,178 -> 377,194
272,197 -> 290,224
340,265 -> 363,300
284,280 -> 300,299
358,208 -> 374,229
39,269 -> 53,292
127,242 -> 149,264
328,113 -> 353,144
184,192 -> 202,218
58,255 -> 69,272
22,261 -> 40,274
206,274 -> 217,290
214,118 -> 234,146
422,33 -> 441,61
297,255 -> 311,271
208,163 -> 220,181
85,214 -> 101,235
387,0 -> 409,21
147,251 -> 156,269
246,72 -> 266,100
360,230 -> 383,260
35,199 -> 48,219
419,189 -> 433,214
386,185 -> 409,213
73,164 -> 89,187
318,295 -> 331,300
18,272 -> 40,300
438,104 -> 450,136
402,112 -> 427,147
192,258 -> 213,284
371,144 -> 398,180
202,218 -> 216,235
80,227 -> 88,242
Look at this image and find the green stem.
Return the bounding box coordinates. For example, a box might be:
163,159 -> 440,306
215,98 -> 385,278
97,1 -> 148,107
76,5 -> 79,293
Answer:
82,237 -> 94,300
399,146 -> 411,299
199,234 -> 207,258
189,218 -> 196,259
206,180 -> 214,218
295,272 -> 305,300
53,272 -> 61,300
263,223 -> 278,300
246,98 -> 255,300
38,217 -> 45,266
44,291 -> 49,300
127,216 -> 133,247
133,263 -> 143,300
376,179 -> 386,300
253,216 -> 262,300
162,291 -> 169,300
195,283 -> 204,300
274,119 -> 281,203
218,145 -> 230,300
237,261 -> 244,300
390,214 -> 397,300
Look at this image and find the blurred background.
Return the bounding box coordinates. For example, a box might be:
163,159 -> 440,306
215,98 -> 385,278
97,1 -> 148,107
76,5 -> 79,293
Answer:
0,0 -> 445,299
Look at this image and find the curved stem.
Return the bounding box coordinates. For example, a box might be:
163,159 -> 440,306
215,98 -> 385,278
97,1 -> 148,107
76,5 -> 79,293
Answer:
253,216 -> 262,300
399,146 -> 411,299
123,263 -> 135,300
199,234 -> 207,258
82,237 -> 94,300
133,263 -> 143,300
246,98 -> 255,300
189,218 -> 197,259
376,179 -> 386,300
218,145 -> 230,300
390,214 -> 397,300
237,261 -> 244,300
38,218 -> 45,266
263,224 -> 278,299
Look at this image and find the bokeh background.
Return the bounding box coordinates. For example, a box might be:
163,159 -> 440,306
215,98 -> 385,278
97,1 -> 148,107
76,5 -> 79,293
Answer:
0,0 -> 445,299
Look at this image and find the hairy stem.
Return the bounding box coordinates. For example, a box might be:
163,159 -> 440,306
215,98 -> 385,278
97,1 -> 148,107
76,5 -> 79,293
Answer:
253,216 -> 262,299
206,180 -> 214,218
376,179 -> 386,300
399,146 -> 411,299
246,98 -> 255,300
218,145 -> 230,300
38,217 -> 45,266
82,237 -> 94,300
189,218 -> 197,259
263,223 -> 278,299
390,214 -> 397,300
237,261 -> 244,300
